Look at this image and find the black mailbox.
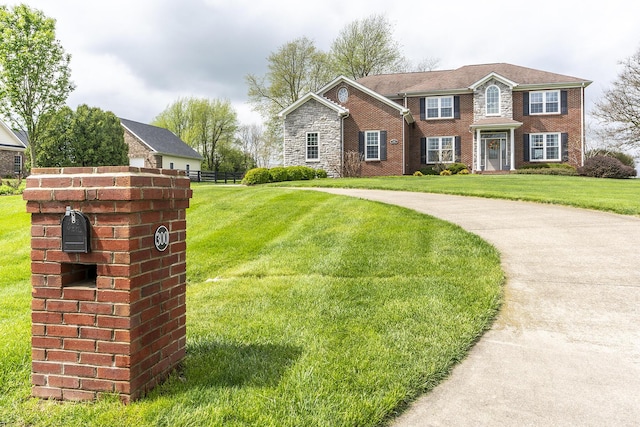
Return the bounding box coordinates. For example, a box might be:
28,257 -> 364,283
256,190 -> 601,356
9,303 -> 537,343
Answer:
61,207 -> 91,253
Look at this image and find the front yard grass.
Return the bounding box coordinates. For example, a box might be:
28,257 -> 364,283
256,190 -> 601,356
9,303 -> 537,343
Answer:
0,186 -> 503,426
272,174 -> 640,216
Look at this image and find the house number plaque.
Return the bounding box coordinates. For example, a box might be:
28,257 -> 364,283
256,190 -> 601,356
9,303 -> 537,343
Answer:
154,225 -> 169,252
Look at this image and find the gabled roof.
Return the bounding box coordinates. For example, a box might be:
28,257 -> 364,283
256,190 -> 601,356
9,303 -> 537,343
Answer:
319,75 -> 414,123
0,118 -> 27,150
279,92 -> 349,118
469,72 -> 519,90
120,118 -> 203,161
357,63 -> 592,97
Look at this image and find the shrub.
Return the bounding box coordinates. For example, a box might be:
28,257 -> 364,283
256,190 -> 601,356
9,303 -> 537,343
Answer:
439,169 -> 452,176
315,169 -> 328,179
578,155 -> 637,179
588,149 -> 636,168
242,167 -> 271,185
516,163 -> 578,176
457,168 -> 470,175
446,163 -> 469,174
284,166 -> 315,181
419,167 -> 439,175
269,167 -> 289,182
413,171 -> 424,176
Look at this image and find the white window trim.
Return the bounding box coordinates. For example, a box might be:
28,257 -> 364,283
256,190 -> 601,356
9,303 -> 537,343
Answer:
486,85 -> 500,116
426,96 -> 454,119
427,136 -> 455,163
529,90 -> 560,115
13,155 -> 22,174
306,132 -> 319,162
365,130 -> 380,161
530,132 -> 561,162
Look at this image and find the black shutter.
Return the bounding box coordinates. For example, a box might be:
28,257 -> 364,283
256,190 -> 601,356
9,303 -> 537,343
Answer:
523,92 -> 530,116
561,91 -> 568,115
420,98 -> 426,121
561,133 -> 569,162
454,96 -> 460,119
420,137 -> 427,164
455,136 -> 461,162
358,132 -> 365,156
523,134 -> 530,161
380,131 -> 387,161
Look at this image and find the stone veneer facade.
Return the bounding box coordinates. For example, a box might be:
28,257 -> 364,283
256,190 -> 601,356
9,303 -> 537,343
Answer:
23,166 -> 192,403
283,99 -> 343,177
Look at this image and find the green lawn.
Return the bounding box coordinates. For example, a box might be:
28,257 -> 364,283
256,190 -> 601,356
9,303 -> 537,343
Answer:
0,186 -> 503,426
272,174 -> 640,216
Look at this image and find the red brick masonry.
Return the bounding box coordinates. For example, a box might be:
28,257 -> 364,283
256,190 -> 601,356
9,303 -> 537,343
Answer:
23,166 -> 192,403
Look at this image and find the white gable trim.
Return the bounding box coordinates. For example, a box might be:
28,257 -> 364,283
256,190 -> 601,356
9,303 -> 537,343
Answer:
279,92 -> 349,119
0,118 -> 27,149
469,72 -> 519,90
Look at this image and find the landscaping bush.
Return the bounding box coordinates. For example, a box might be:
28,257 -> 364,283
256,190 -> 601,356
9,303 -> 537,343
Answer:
413,171 -> 424,176
578,155 -> 637,179
457,168 -> 470,175
241,167 -> 271,185
516,163 -> 578,176
588,149 -> 636,168
315,169 -> 328,179
446,163 -> 469,174
439,169 -> 452,176
269,167 -> 289,182
243,166 -> 327,185
419,167 -> 439,175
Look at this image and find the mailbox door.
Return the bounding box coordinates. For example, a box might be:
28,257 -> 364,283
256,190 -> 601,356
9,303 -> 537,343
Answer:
61,211 -> 91,253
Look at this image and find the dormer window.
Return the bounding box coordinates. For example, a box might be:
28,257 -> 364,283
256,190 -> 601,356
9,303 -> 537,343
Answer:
486,85 -> 500,115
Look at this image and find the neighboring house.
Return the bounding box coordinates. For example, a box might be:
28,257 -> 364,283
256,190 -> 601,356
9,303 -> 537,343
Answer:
279,63 -> 592,177
120,118 -> 203,173
0,118 -> 26,177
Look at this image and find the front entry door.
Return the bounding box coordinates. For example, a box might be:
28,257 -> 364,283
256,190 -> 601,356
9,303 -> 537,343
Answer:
482,133 -> 508,171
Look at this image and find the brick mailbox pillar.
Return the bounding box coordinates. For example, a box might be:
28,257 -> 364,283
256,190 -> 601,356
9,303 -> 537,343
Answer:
22,166 -> 192,403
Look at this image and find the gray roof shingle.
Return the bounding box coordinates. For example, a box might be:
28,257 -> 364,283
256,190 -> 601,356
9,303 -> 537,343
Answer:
120,118 -> 203,160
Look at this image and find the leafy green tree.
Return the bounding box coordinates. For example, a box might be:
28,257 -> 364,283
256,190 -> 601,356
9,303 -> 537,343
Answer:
152,97 -> 238,172
37,105 -> 128,167
246,37 -> 333,121
0,4 -> 74,168
330,14 -> 405,79
593,47 -> 640,151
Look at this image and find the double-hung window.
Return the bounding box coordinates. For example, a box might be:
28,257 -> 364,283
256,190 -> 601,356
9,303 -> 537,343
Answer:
306,132 -> 319,161
365,130 -> 380,160
426,96 -> 453,119
530,90 -> 559,114
13,155 -> 22,174
427,137 -> 454,163
530,133 -> 560,161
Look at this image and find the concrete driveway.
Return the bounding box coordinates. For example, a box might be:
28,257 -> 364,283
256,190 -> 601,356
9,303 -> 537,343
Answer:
311,189 -> 640,427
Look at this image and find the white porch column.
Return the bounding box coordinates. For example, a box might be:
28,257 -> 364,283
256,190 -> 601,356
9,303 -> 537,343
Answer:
475,129 -> 482,172
510,127 -> 515,171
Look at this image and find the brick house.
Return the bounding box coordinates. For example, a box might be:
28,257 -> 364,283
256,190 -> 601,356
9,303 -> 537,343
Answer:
120,118 -> 203,173
279,63 -> 591,176
0,118 -> 26,177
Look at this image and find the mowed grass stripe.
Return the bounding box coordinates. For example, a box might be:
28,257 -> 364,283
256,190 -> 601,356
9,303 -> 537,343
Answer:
0,186 -> 503,427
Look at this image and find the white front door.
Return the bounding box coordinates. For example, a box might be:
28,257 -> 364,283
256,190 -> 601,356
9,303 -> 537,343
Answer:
482,133 -> 508,171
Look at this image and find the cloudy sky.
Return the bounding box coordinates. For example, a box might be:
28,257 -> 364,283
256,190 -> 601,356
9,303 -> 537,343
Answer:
6,0 -> 640,127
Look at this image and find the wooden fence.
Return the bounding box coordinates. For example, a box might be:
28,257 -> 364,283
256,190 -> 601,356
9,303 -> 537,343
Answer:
187,171 -> 244,184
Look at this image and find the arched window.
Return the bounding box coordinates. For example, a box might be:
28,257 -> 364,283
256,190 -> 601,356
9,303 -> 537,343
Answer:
486,85 -> 500,115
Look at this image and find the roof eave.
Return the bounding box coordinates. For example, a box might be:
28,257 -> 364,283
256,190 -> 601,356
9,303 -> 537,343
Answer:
514,81 -> 593,91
